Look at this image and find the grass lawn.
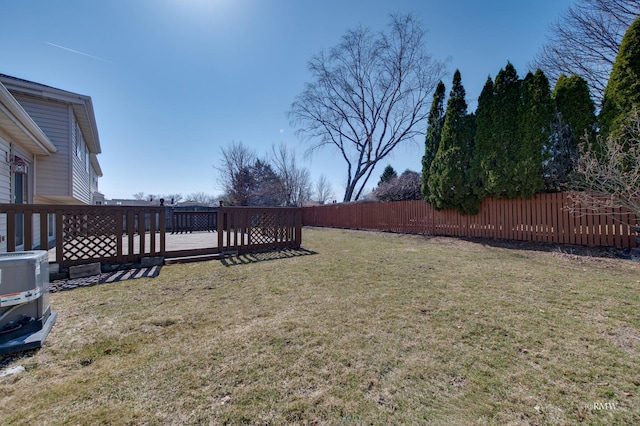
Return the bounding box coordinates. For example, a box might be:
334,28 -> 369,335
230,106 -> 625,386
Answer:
1,227 -> 639,425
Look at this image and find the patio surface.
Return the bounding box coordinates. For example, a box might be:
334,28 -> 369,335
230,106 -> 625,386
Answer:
47,231 -> 249,263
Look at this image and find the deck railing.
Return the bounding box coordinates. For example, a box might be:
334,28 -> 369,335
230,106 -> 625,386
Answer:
0,204 -> 302,268
172,210 -> 217,233
0,204 -> 166,267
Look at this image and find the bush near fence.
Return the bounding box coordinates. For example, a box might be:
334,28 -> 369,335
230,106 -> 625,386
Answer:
302,193 -> 638,248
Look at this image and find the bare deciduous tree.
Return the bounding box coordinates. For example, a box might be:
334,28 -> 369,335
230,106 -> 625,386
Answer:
374,170 -> 422,202
289,14 -> 445,202
314,175 -> 335,204
149,193 -> 182,204
270,143 -> 313,207
185,192 -> 218,205
216,141 -> 257,205
531,0 -> 640,105
569,109 -> 640,222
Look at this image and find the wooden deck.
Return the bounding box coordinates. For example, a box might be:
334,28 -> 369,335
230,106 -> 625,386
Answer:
47,231 -> 249,263
0,205 -> 302,268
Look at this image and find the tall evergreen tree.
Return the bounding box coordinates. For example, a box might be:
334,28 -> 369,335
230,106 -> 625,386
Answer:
378,165 -> 398,185
471,76 -> 495,199
554,74 -> 597,138
599,16 -> 640,138
474,63 -> 522,198
545,74 -> 596,190
516,69 -> 554,198
427,70 -> 480,214
421,81 -> 446,199
491,62 -> 522,198
250,159 -> 284,206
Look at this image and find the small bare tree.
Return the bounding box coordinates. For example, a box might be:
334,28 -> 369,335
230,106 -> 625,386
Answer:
314,175 -> 335,204
270,143 -> 313,206
532,0 -> 640,105
185,192 -> 218,205
289,14 -> 445,202
149,194 -> 182,204
569,109 -> 640,222
374,170 -> 422,201
216,141 -> 257,205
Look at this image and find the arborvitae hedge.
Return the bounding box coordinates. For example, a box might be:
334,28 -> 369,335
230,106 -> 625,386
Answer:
545,74 -> 596,191
516,69 -> 553,198
476,62 -> 522,198
421,81 -> 446,199
472,76 -> 495,199
600,16 -> 640,138
553,74 -> 596,139
427,70 -> 480,214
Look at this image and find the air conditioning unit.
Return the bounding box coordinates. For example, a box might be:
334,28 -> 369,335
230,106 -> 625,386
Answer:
0,251 -> 57,355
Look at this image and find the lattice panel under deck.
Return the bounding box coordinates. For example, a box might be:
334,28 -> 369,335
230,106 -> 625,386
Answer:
249,212 -> 279,245
187,213 -> 216,232
62,211 -> 118,261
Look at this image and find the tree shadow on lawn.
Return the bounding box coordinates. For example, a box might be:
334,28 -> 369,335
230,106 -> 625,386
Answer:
220,247 -> 317,267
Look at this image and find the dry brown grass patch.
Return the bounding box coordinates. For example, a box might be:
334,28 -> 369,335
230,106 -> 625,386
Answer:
1,227 -> 639,425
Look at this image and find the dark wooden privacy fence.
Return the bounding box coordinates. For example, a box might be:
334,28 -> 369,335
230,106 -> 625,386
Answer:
0,204 -> 302,268
303,193 -> 638,248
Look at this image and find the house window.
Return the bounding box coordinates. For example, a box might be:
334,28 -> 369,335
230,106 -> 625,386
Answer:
75,123 -> 80,157
13,160 -> 28,246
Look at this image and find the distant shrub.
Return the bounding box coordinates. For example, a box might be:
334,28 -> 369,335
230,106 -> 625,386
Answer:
374,170 -> 422,201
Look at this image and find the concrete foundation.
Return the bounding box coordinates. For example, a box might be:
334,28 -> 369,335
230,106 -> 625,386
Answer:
69,262 -> 101,279
141,257 -> 164,267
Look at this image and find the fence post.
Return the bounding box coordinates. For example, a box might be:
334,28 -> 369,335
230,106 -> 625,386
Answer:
115,208 -> 124,263
39,211 -> 48,251
295,208 -> 302,247
127,210 -> 135,262
138,210 -> 146,255
24,208 -> 33,250
159,207 -> 166,257
6,207 -> 15,252
150,210 -> 156,254
217,208 -> 224,250
55,209 -> 63,265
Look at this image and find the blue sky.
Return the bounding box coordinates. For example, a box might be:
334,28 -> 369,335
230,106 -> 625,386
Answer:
0,0 -> 573,201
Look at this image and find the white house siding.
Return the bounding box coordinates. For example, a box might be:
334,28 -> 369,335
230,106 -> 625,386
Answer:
11,94 -> 71,200
0,135 -> 44,251
71,113 -> 91,204
0,133 -> 10,252
0,132 -> 12,203
12,144 -> 43,250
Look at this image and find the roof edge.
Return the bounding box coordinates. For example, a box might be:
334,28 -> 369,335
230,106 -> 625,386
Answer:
0,74 -> 101,154
0,81 -> 57,155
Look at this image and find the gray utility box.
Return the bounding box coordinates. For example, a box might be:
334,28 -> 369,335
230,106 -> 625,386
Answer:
0,251 -> 57,355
